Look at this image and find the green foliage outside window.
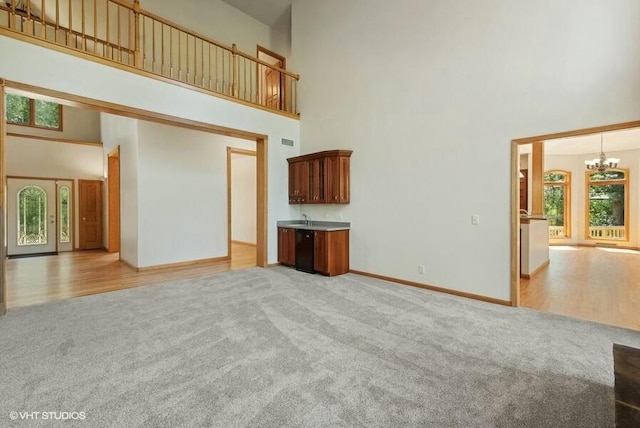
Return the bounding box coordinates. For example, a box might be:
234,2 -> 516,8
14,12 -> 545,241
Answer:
544,185 -> 564,227
5,94 -> 61,130
589,184 -> 624,227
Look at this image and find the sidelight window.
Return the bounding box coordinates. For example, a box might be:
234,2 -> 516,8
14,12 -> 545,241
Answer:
544,171 -> 571,238
59,186 -> 71,243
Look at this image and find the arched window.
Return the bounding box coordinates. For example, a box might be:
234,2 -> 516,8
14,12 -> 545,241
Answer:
59,185 -> 71,243
586,169 -> 628,241
544,170 -> 571,238
17,185 -> 47,246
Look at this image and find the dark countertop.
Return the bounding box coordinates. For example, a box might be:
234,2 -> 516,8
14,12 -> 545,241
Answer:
277,220 -> 351,231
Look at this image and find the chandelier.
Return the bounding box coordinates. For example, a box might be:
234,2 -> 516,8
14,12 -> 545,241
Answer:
585,134 -> 619,172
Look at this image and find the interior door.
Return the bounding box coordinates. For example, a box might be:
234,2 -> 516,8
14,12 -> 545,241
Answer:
7,178 -> 57,256
79,179 -> 103,250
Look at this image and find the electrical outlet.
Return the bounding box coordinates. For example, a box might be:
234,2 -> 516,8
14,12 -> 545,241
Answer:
471,215 -> 480,225
418,265 -> 425,274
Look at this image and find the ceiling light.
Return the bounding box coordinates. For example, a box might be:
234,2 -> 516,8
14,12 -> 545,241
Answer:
585,134 -> 620,172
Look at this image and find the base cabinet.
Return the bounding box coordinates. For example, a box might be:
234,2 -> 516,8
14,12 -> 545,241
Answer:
277,227 -> 295,266
278,227 -> 349,276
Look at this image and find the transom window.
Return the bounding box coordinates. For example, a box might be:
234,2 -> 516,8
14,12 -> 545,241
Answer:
586,169 -> 628,241
544,170 -> 571,238
5,94 -> 62,130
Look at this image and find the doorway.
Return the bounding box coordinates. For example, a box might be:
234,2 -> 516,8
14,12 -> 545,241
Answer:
257,46 -> 286,110
7,178 -> 57,256
227,147 -> 257,267
510,120 -> 640,329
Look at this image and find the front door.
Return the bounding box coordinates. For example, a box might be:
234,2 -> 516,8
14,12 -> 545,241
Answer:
7,178 -> 57,256
79,179 -> 103,250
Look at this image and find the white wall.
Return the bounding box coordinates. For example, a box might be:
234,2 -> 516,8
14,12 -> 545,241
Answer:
100,114 -> 140,267
0,35 -> 300,266
291,0 -> 640,301
546,149 -> 640,248
136,121 -> 255,267
231,152 -> 257,244
6,104 -> 101,142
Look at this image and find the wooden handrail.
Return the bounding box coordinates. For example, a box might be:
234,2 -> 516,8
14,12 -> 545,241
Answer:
136,6 -> 298,80
0,0 -> 300,115
0,4 -> 135,54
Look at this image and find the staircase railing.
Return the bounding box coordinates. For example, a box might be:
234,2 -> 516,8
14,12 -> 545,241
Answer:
0,0 -> 299,116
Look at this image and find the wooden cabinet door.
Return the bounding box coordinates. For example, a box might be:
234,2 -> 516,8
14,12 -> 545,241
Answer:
324,156 -> 350,204
79,180 -> 103,250
278,228 -> 296,266
288,161 -> 309,204
309,158 -> 325,202
314,230 -> 328,274
338,156 -> 350,203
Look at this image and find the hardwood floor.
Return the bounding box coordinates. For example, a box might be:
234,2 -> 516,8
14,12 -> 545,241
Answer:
7,243 -> 257,309
520,246 -> 640,331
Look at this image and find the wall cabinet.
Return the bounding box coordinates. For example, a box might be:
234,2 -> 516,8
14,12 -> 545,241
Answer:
288,150 -> 352,204
277,227 -> 296,266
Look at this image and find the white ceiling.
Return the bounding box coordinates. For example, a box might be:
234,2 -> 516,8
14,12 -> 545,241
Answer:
520,127 -> 640,155
221,0 -> 292,32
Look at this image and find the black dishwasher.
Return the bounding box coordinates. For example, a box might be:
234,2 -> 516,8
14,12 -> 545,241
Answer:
295,229 -> 315,273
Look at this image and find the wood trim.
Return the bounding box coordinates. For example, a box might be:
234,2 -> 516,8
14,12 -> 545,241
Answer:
511,140 -> 521,307
520,259 -> 550,279
267,262 -> 281,267
107,147 -> 120,254
6,132 -> 102,147
350,270 -> 512,306
510,120 -> 640,307
0,79 -> 6,315
550,242 -> 640,251
256,138 -> 268,267
512,121 -> 640,144
0,29 -> 300,121
531,142 -> 544,216
288,150 -> 353,163
4,79 -> 270,141
136,255 -> 230,272
232,240 -> 257,247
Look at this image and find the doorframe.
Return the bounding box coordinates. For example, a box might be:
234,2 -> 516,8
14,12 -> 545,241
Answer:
510,120 -> 640,306
256,45 -> 286,109
107,146 -> 120,255
226,147 -> 258,257
0,79 -> 270,311
6,175 -> 68,255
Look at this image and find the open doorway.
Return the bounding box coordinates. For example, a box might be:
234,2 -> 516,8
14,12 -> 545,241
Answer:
511,121 -> 640,330
0,81 -> 269,311
227,147 -> 257,269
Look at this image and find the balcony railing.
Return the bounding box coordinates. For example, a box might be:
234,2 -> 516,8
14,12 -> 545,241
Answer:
548,226 -> 565,238
588,226 -> 625,241
0,0 -> 299,116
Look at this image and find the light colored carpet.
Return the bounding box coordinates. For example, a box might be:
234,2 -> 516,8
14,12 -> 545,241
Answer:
1,266 -> 639,427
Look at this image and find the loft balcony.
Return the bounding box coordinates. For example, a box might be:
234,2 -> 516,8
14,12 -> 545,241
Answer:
0,0 -> 299,117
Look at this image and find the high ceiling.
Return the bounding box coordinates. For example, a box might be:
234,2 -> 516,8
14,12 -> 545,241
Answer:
221,0 -> 292,32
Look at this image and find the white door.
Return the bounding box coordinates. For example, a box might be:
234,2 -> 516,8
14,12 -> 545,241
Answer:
7,178 -> 57,256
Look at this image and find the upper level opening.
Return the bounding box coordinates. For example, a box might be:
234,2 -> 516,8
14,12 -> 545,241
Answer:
0,0 -> 299,117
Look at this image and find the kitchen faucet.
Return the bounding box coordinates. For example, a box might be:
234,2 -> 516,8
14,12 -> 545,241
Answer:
302,213 -> 311,225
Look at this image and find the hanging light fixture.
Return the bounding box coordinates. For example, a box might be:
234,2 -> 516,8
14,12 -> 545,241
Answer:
585,134 -> 620,172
